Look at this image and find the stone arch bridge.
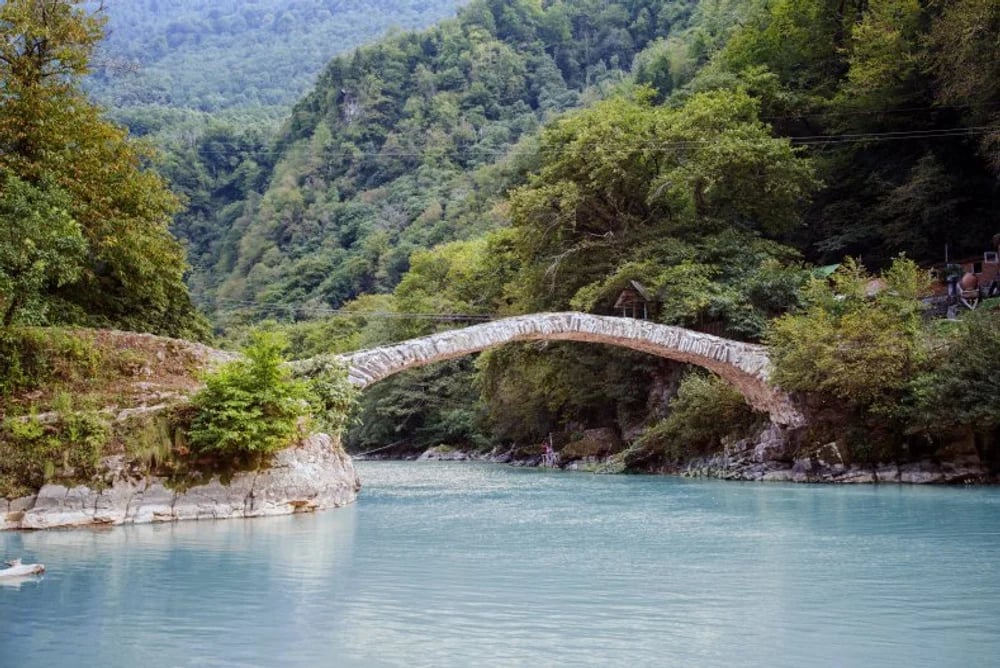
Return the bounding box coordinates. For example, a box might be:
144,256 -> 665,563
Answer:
294,312 -> 803,426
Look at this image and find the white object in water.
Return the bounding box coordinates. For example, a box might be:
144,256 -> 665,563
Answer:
0,559 -> 45,578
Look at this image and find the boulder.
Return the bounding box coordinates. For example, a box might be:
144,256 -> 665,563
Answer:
418,446 -> 470,461
898,461 -> 944,484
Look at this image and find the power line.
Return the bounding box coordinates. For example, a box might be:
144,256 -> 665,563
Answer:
760,101 -> 1000,121
165,124 -> 998,160
210,298 -> 493,321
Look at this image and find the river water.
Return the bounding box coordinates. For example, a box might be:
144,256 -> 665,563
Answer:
3,462 -> 1000,667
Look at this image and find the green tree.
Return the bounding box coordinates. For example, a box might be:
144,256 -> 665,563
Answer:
0,0 -> 202,337
768,257 -> 928,417
508,88 -> 816,311
0,176 -> 86,325
912,309 -> 1000,432
623,371 -> 761,471
928,0 -> 1000,172
188,332 -> 312,457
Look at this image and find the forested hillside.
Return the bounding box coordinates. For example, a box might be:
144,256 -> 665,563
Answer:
191,0 -> 997,460
85,0 -> 467,116
182,0 -> 706,319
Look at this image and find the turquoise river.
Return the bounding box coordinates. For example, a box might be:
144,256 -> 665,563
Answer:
3,461 -> 1000,667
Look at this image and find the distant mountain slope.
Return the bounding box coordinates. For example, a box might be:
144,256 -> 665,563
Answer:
86,0 -> 467,113
187,0 -> 700,320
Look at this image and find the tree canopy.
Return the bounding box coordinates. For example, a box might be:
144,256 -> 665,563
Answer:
0,0 -> 203,336
37,0 -> 998,460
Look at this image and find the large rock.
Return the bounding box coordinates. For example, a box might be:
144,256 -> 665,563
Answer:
899,461 -> 945,484
418,446 -> 472,461
4,434 -> 359,531
248,435 -> 359,514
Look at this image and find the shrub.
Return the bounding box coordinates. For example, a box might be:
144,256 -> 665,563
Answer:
767,257 -> 928,417
0,327 -> 101,397
624,372 -> 760,470
295,355 -> 359,437
911,308 -> 1000,431
0,404 -> 109,498
187,331 -> 312,457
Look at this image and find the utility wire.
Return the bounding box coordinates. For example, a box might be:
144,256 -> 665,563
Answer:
211,298 -> 493,321
760,100 -> 1000,121
168,124 -> 998,159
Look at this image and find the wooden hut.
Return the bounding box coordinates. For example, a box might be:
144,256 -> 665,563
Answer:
613,281 -> 658,320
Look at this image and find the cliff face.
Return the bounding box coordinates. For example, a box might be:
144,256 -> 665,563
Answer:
2,434 -> 359,531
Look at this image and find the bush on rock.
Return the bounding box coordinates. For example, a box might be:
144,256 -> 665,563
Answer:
188,332 -> 312,457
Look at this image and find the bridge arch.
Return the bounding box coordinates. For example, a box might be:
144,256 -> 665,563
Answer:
299,313 -> 803,426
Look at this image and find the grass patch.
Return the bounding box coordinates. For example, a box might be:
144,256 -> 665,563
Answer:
0,327 -> 231,497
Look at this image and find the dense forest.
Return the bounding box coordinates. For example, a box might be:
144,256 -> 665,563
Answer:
0,0 -> 203,338
3,0 -> 999,472
84,0 -> 467,117
178,0 -> 705,317
162,0 -> 997,462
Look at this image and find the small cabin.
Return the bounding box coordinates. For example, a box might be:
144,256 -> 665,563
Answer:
613,281 -> 658,320
954,252 -> 1000,290
929,251 -> 1000,306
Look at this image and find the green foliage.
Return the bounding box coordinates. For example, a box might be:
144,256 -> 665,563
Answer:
711,0 -> 998,266
177,0 -> 699,324
928,0 -> 1000,172
347,359 -> 491,454
0,0 -> 204,337
570,232 -> 807,340
188,331 -> 312,457
507,89 -> 817,312
0,328 -> 101,398
0,176 -> 87,326
477,343 -> 667,446
912,309 -> 1000,431
292,357 -> 359,438
768,257 -> 928,416
117,413 -> 178,473
86,0 -> 465,116
623,372 -> 760,471
0,401 -> 109,498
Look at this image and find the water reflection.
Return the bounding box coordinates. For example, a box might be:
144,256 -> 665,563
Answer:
0,574 -> 44,590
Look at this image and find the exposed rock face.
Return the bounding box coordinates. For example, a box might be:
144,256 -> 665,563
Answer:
294,312 -> 805,427
679,425 -> 993,484
2,434 -> 360,531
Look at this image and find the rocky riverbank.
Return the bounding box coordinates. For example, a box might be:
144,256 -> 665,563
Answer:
677,425 -> 993,484
377,424 -> 996,484
2,434 -> 360,531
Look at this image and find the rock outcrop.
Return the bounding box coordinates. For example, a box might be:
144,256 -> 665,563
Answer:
678,425 -> 993,484
2,434 -> 360,531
